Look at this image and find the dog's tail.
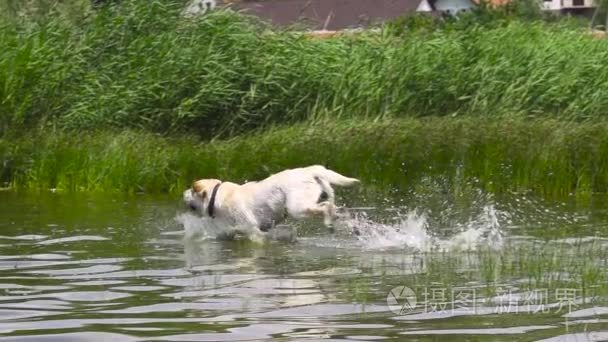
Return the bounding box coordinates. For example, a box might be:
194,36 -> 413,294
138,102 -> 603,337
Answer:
311,165 -> 359,187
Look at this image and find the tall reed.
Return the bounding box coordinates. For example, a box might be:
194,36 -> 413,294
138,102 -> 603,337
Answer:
2,3 -> 608,136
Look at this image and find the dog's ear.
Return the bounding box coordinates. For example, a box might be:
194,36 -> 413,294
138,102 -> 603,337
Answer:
192,180 -> 204,194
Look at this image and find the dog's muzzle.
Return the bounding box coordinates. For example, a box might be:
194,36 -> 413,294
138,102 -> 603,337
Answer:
185,198 -> 203,214
183,189 -> 201,213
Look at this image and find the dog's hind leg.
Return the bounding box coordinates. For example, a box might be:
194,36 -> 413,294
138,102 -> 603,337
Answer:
287,199 -> 337,231
313,177 -> 339,229
285,181 -> 338,231
318,201 -> 336,227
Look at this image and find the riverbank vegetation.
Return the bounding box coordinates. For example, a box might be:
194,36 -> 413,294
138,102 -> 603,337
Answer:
2,118 -> 608,198
2,1 -> 608,197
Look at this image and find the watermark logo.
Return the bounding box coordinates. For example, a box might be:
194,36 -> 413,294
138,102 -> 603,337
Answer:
387,286 -> 417,315
386,285 -> 592,316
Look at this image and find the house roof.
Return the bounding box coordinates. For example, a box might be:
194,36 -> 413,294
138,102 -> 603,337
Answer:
470,0 -> 510,7
228,0 -> 422,30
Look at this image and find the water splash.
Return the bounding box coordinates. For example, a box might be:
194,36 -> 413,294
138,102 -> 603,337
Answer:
175,213 -> 223,242
176,213 -> 218,269
342,210 -> 433,250
176,213 -> 296,243
342,204 -> 505,252
439,204 -> 504,252
176,200 -> 506,253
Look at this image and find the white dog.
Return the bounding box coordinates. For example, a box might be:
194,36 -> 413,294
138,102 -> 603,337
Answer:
183,165 -> 359,238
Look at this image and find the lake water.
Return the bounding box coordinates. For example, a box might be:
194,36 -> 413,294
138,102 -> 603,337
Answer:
1,190 -> 608,341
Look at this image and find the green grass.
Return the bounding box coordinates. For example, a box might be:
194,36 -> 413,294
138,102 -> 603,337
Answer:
2,117 -> 608,197
2,3 -> 608,137
0,0 -> 91,23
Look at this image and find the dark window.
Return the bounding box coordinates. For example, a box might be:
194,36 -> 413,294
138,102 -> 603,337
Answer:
572,0 -> 584,6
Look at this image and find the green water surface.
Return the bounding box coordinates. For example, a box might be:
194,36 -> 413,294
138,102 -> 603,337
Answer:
0,190 -> 607,341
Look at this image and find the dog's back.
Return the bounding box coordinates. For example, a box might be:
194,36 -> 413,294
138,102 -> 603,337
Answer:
260,165 -> 358,188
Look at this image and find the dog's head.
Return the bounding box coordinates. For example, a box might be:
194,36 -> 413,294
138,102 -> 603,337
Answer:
183,179 -> 221,216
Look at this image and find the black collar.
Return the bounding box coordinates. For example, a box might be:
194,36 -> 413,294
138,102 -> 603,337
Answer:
207,182 -> 222,218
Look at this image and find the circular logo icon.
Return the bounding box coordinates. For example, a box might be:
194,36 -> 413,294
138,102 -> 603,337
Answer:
387,286 -> 417,315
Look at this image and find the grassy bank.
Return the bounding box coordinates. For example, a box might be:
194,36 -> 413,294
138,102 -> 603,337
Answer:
2,117 -> 608,197
2,3 -> 608,137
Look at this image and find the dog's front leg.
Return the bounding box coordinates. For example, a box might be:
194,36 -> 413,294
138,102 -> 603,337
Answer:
238,209 -> 269,242
240,208 -> 259,229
